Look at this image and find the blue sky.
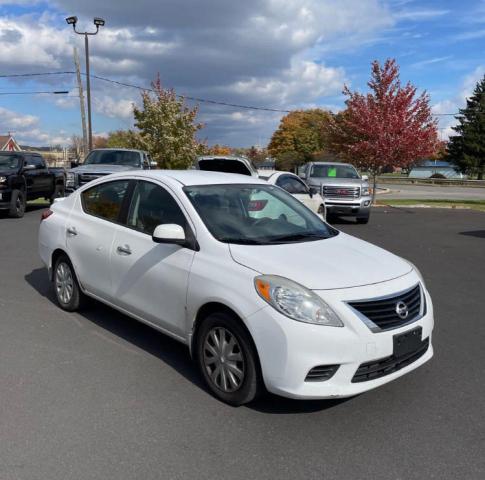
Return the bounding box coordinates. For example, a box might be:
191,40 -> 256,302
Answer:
0,0 -> 484,147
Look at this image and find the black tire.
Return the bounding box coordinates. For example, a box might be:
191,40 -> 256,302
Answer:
53,255 -> 85,311
196,311 -> 263,406
8,189 -> 26,218
317,204 -> 326,220
356,214 -> 370,224
50,186 -> 65,205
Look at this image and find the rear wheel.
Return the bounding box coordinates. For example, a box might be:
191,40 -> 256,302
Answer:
196,312 -> 263,406
8,189 -> 26,218
50,186 -> 65,205
53,255 -> 85,311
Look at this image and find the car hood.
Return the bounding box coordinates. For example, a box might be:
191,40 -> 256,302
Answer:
0,169 -> 16,176
308,177 -> 365,186
229,232 -> 412,290
70,164 -> 139,174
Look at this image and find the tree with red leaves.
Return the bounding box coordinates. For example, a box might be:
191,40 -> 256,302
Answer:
328,59 -> 439,200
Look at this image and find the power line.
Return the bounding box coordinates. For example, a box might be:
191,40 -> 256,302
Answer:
0,70 -> 483,115
0,90 -> 70,95
0,71 -> 290,112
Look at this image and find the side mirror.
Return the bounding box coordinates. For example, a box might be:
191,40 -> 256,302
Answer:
70,161 -> 79,168
152,224 -> 186,245
362,175 -> 368,181
23,164 -> 36,171
150,161 -> 158,168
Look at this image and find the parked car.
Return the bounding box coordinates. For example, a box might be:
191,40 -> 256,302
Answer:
39,170 -> 434,405
299,162 -> 372,224
195,155 -> 259,177
195,156 -> 325,217
259,171 -> 325,219
0,152 -> 65,218
66,148 -> 156,193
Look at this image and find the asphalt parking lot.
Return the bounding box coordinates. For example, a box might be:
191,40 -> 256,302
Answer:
1,205 -> 484,480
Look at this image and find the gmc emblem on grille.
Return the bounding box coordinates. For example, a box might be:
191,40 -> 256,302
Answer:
395,301 -> 409,319
336,189 -> 347,195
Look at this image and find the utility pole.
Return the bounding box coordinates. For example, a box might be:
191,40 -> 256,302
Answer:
66,15 -> 105,153
73,47 -> 88,158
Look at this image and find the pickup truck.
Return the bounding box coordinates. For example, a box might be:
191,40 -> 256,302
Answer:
0,152 -> 65,218
66,148 -> 156,193
299,161 -> 372,224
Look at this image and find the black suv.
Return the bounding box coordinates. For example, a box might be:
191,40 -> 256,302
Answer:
0,152 -> 65,218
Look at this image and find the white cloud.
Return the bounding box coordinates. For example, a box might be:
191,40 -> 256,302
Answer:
93,96 -> 135,119
0,106 -> 70,145
432,66 -> 485,140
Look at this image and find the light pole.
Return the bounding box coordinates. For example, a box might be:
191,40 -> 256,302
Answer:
66,16 -> 105,152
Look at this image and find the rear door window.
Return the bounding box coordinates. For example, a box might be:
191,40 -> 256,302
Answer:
81,180 -> 130,223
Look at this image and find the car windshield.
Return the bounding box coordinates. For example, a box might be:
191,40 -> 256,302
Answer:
84,150 -> 141,167
0,154 -> 20,170
311,164 -> 359,179
184,184 -> 338,245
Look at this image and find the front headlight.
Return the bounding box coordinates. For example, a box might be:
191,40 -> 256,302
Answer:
362,186 -> 370,196
66,172 -> 75,187
0,176 -> 6,183
254,275 -> 343,326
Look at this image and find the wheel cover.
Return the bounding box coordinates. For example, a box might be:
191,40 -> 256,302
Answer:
55,262 -> 74,304
203,327 -> 245,393
16,194 -> 23,213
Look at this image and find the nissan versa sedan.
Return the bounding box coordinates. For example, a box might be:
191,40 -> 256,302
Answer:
38,170 -> 434,405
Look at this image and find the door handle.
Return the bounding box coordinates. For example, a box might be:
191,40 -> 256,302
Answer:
116,245 -> 132,255
67,226 -> 77,236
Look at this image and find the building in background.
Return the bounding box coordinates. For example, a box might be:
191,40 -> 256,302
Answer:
408,160 -> 466,179
0,134 -> 21,152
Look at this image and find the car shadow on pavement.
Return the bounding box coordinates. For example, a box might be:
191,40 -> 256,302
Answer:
460,230 -> 485,239
248,394 -> 354,414
25,267 -> 206,391
25,266 -> 355,414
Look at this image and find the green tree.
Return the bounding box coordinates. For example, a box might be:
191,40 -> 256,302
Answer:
268,109 -> 332,170
106,129 -> 142,149
447,75 -> 485,179
134,75 -> 203,168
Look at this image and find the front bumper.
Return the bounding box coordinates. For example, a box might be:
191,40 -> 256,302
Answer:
0,188 -> 12,209
325,197 -> 372,217
245,272 -> 434,399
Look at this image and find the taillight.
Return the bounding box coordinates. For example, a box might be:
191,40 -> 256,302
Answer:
41,209 -> 53,222
248,199 -> 268,211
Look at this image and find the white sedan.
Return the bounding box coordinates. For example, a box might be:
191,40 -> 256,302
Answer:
259,171 -> 326,219
39,170 -> 434,405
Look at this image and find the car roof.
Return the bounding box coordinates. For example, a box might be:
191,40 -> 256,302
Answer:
310,162 -> 351,166
108,169 -> 268,187
90,148 -> 146,153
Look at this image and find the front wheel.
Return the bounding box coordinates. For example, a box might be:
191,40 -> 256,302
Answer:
53,255 -> 85,311
196,312 -> 263,406
356,214 -> 370,224
317,204 -> 326,220
8,189 -> 26,218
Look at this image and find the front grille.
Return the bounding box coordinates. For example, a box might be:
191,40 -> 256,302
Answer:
349,284 -> 422,331
352,337 -> 429,383
305,364 -> 339,382
322,185 -> 360,199
79,173 -> 108,186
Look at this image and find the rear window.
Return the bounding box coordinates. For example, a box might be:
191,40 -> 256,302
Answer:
198,159 -> 252,176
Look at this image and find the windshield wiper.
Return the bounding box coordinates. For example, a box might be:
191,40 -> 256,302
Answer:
219,238 -> 265,245
267,233 -> 328,243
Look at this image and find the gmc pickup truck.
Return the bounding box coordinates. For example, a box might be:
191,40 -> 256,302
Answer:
0,152 -> 65,218
299,161 -> 372,224
66,148 -> 155,193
